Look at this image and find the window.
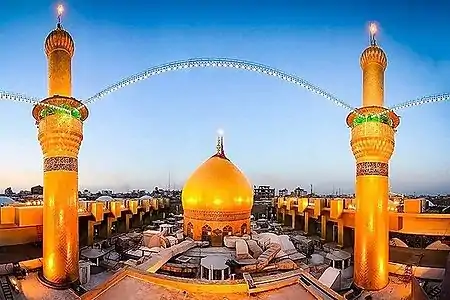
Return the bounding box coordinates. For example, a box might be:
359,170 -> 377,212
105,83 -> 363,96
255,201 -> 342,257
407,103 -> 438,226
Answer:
202,267 -> 209,279
213,269 -> 222,280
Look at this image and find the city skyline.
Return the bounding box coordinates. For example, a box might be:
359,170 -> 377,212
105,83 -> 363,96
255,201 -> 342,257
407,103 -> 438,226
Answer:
1,1 -> 450,193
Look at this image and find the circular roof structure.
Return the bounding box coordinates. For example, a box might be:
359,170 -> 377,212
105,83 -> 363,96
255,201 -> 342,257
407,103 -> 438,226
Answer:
200,255 -> 229,270
0,196 -> 14,205
182,135 -> 253,215
45,25 -> 75,57
96,196 -> 114,202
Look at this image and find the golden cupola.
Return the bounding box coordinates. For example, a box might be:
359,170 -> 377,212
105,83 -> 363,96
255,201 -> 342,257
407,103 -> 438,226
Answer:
44,23 -> 75,58
360,23 -> 387,69
359,22 -> 387,107
182,132 -> 253,245
44,5 -> 75,97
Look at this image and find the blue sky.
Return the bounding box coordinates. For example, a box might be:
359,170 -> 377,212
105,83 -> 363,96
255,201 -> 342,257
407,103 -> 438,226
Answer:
0,1 -> 449,193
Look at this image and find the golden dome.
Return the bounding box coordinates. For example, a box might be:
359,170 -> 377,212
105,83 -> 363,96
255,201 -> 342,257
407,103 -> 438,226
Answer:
44,24 -> 75,57
182,135 -> 253,214
360,45 -> 387,70
360,23 -> 387,70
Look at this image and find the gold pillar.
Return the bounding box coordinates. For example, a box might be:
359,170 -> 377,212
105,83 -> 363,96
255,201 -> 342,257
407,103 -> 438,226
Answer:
362,57 -> 384,107
87,221 -> 96,246
99,217 -> 114,239
346,27 -> 400,291
320,215 -> 327,240
132,211 -> 144,228
32,23 -> 89,288
46,24 -> 73,97
337,219 -> 344,248
304,211 -> 309,234
119,214 -> 132,233
291,210 -> 296,229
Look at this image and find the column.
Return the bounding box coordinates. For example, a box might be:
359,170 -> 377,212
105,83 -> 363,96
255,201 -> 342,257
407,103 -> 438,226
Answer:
320,215 -> 327,241
337,219 -> 344,248
99,217 -> 114,239
87,221 -> 96,246
291,211 -> 296,229
132,211 -> 144,228
304,211 -> 309,234
350,34 -> 398,290
118,214 -> 132,233
38,112 -> 84,287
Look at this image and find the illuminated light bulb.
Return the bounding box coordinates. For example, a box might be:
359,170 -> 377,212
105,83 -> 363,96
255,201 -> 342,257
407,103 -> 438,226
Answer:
369,22 -> 377,35
57,4 -> 64,16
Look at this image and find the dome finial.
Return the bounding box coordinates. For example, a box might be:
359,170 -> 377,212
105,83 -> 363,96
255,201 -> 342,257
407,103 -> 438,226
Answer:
369,22 -> 378,46
216,129 -> 225,157
57,4 -> 64,28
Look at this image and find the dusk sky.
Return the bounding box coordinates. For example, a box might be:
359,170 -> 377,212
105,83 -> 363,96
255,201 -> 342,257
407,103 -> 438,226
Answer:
0,1 -> 449,194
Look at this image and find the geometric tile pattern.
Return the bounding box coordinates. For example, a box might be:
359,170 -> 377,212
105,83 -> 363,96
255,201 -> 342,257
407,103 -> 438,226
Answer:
43,156 -> 77,172
183,209 -> 251,221
356,161 -> 388,177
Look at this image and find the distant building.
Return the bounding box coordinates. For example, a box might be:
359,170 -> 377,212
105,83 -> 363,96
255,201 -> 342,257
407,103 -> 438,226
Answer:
4,187 -> 13,196
31,185 -> 43,195
278,187 -> 307,197
253,185 -> 275,201
101,190 -> 113,196
278,188 -> 289,197
293,187 -> 307,197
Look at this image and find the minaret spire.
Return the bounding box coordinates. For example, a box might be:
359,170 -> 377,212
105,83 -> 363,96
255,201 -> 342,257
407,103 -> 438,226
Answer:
369,22 -> 377,46
57,4 -> 64,28
216,129 -> 225,157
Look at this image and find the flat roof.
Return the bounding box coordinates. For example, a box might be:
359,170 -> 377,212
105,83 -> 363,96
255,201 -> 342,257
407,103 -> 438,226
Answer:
389,246 -> 450,268
82,269 -> 318,300
200,255 -> 229,270
325,250 -> 351,261
0,243 -> 42,264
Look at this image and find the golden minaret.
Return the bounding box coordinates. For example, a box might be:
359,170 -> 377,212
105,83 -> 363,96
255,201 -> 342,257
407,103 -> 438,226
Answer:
346,23 -> 400,290
32,5 -> 89,288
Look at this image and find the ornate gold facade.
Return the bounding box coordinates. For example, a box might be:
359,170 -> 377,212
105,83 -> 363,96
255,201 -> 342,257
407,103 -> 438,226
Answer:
346,26 -> 400,291
31,21 -> 89,287
45,24 -> 74,97
182,135 -> 253,246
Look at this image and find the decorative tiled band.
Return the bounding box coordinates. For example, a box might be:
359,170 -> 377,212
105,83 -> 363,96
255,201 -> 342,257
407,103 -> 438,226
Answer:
44,156 -> 78,172
183,209 -> 251,221
356,162 -> 388,177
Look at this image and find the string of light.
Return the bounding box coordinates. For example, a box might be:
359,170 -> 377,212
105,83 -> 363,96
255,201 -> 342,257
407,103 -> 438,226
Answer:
388,93 -> 450,112
0,90 -> 71,113
82,58 -> 355,112
2,59 -> 450,117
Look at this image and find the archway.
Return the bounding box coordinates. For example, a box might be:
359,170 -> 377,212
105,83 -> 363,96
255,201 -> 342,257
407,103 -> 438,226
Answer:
211,229 -> 223,247
389,238 -> 408,248
223,225 -> 233,237
186,222 -> 194,239
240,223 -> 247,235
201,224 -> 212,242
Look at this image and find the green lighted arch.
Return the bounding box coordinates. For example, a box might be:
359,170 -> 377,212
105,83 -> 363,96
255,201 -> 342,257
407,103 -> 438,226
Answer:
40,104 -> 81,120
352,114 -> 392,128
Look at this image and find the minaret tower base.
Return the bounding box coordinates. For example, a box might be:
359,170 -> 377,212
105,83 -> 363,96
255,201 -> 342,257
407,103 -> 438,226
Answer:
346,23 -> 400,291
33,5 -> 89,288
